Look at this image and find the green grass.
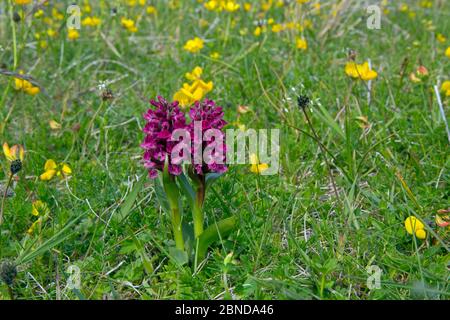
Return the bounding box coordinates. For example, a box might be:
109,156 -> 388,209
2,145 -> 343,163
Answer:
0,0 -> 449,300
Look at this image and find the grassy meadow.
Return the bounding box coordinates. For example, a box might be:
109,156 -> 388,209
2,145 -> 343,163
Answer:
0,0 -> 449,300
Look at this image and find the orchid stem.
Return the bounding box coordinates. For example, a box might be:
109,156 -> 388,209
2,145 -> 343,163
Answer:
170,203 -> 184,251
193,203 -> 204,239
163,170 -> 184,251
193,179 -> 205,238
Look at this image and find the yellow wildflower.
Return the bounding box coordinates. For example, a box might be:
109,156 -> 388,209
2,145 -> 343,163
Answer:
47,29 -> 57,38
83,4 -> 92,14
3,143 -> 24,162
445,46 -> 450,58
249,154 -> 269,174
39,40 -> 48,49
210,52 -> 220,59
404,216 -> 426,240
49,120 -> 62,130
183,37 -> 204,53
40,159 -> 72,181
14,71 -> 40,96
254,26 -> 262,36
436,33 -> 446,43
185,66 -> 203,81
345,61 -> 377,81
261,0 -> 272,11
204,0 -> 218,11
435,209 -> 449,228
173,81 -> 213,107
441,81 -> 450,96
34,9 -> 44,18
222,1 -> 240,12
121,18 -> 138,33
271,24 -> 284,33
420,0 -> 432,8
32,200 -> 49,217
27,218 -> 42,235
52,8 -> 64,20
67,28 -> 80,41
81,16 -> 101,27
14,0 -> 32,4
296,38 -> 308,51
146,6 -> 157,14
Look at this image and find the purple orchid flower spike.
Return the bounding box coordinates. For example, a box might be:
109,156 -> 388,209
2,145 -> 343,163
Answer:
141,96 -> 187,179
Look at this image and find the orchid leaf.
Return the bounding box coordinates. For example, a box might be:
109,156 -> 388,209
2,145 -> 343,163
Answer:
197,216 -> 236,260
115,174 -> 145,222
205,172 -> 224,189
178,172 -> 195,209
154,177 -> 171,215
168,247 -> 189,266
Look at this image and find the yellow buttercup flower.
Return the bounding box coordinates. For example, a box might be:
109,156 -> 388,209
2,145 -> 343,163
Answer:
249,154 -> 269,174
436,33 -> 446,43
28,200 -> 50,235
81,16 -> 101,27
14,71 -> 40,96
52,8 -> 64,20
445,46 -> 450,58
210,52 -> 220,59
185,66 -> 203,81
27,218 -> 43,235
404,216 -> 426,240
32,200 -> 49,217
271,24 -> 284,33
40,159 -> 72,181
47,28 -> 57,38
146,6 -> 157,14
14,0 -> 32,5
441,81 -> 450,96
420,0 -> 432,8
173,67 -> 213,107
39,40 -> 48,49
345,61 -> 378,81
121,18 -> 138,33
67,28 -> 80,40
222,1 -> 240,12
34,9 -> 44,18
204,0 -> 219,11
83,4 -> 92,14
296,38 -> 308,51
183,37 -> 204,54
261,0 -> 272,11
3,143 -> 24,162
254,26 -> 266,36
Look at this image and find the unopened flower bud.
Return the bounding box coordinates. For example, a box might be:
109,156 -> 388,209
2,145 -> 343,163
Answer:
297,95 -> 310,110
0,260 -> 17,286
